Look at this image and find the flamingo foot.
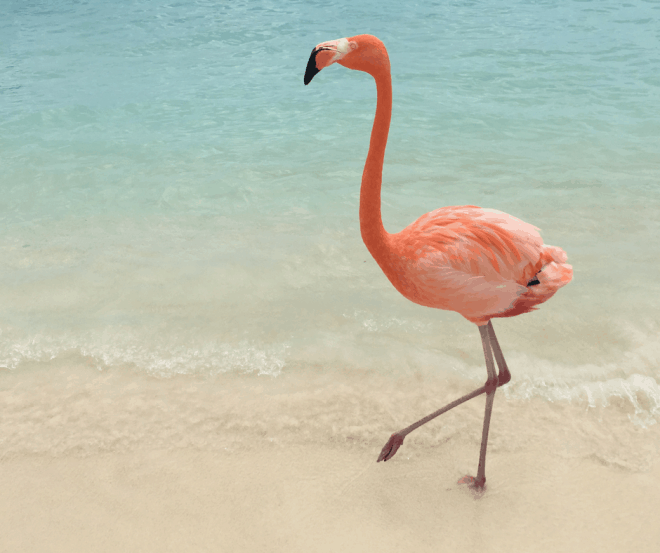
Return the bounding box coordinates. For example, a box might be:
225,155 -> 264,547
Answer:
377,433 -> 405,462
457,475 -> 486,490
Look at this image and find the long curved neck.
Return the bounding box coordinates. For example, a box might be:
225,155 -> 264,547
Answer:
360,67 -> 392,260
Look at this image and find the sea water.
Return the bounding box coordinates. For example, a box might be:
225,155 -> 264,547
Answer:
1,0 -> 659,468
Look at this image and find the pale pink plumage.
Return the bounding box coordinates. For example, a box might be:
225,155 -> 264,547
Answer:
385,205 -> 573,325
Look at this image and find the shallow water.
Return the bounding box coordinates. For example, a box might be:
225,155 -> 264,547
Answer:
1,0 -> 660,468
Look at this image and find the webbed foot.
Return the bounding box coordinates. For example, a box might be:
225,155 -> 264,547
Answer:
457,475 -> 486,490
377,433 -> 405,462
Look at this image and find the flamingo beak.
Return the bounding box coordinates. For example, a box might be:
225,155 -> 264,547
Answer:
304,38 -> 354,85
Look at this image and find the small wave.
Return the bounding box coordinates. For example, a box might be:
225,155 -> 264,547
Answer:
0,327 -> 288,378
504,373 -> 660,428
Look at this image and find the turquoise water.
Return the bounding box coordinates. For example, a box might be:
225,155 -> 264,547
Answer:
1,1 -> 659,462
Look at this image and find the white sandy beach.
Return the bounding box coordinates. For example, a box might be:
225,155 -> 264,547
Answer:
2,361 -> 660,552
2,444 -> 659,553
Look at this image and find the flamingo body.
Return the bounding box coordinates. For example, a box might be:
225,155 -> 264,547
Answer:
383,205 -> 572,325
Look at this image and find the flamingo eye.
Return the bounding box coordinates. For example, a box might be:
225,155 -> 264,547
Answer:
349,41 -> 358,50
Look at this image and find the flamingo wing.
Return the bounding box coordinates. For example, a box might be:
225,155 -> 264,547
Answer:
390,206 -> 571,323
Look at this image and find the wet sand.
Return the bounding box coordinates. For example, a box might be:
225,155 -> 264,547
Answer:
2,444 -> 658,553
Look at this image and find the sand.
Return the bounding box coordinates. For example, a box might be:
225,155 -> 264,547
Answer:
2,363 -> 659,551
2,444 -> 659,553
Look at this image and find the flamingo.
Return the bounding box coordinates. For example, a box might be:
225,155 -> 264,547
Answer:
304,35 -> 572,489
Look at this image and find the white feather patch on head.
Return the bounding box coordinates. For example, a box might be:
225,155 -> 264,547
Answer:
332,38 -> 357,61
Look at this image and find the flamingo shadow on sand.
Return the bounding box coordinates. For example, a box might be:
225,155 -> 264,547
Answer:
304,35 -> 572,490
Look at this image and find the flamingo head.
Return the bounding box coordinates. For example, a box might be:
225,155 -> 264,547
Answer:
304,34 -> 389,85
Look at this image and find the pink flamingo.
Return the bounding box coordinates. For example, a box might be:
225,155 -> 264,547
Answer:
304,35 -> 572,489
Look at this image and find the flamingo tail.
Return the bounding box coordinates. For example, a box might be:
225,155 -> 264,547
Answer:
494,245 -> 573,320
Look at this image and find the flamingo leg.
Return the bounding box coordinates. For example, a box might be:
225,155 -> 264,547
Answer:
377,382 -> 490,462
472,324 -> 498,488
377,323 -> 507,474
377,323 -> 501,463
487,321 -> 511,387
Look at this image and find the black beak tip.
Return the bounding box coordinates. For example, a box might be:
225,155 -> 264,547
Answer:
304,48 -> 321,85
